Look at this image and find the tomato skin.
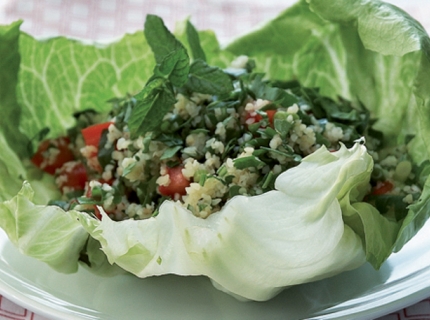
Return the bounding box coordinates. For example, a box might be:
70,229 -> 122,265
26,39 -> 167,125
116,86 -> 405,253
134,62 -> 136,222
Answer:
56,161 -> 88,193
94,206 -> 103,220
265,110 -> 276,126
372,180 -> 394,195
81,122 -> 113,148
245,112 -> 263,125
31,137 -> 75,175
158,166 -> 190,197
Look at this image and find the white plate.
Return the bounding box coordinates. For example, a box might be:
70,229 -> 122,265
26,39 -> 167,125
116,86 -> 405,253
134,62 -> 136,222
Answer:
1,220 -> 430,320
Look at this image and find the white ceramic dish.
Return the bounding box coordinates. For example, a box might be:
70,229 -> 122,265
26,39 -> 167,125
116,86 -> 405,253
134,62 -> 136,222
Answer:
1,220 -> 430,320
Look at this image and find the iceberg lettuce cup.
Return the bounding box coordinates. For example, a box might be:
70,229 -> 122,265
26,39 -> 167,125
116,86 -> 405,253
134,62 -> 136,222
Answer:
1,0 -> 430,301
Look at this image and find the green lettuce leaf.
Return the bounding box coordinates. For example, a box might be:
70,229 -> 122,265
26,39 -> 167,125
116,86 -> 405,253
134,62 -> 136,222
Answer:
0,181 -> 87,273
16,31 -> 152,141
226,0 -> 430,256
73,143 -> 369,301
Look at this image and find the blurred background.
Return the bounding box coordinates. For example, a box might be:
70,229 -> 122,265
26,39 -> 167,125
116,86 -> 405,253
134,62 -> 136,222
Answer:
0,0 -> 428,45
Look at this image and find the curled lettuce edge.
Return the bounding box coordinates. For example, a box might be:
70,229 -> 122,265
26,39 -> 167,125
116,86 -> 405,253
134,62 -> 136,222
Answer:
0,182 -> 88,273
2,143 -> 373,301
225,0 -> 430,260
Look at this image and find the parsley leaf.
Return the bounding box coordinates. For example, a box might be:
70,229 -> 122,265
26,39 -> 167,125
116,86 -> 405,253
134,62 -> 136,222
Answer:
233,156 -> 265,169
160,145 -> 182,160
250,74 -> 298,108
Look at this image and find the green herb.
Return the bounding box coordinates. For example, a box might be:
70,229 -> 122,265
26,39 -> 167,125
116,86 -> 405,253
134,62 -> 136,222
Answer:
250,74 -> 298,108
160,145 -> 182,160
128,77 -> 176,137
144,15 -> 190,87
186,59 -> 234,95
77,196 -> 102,205
199,173 -> 208,186
261,171 -> 276,190
156,133 -> 183,147
228,185 -> 242,197
122,161 -> 137,178
186,20 -> 206,62
233,156 -> 265,169
128,15 -> 233,137
97,130 -> 115,169
258,126 -> 277,139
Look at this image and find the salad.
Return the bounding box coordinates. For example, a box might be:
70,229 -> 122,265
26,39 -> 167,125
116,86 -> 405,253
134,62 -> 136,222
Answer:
1,0 -> 430,302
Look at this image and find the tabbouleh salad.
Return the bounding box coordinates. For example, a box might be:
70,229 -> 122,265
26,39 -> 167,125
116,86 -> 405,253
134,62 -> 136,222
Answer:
29,16 -> 422,225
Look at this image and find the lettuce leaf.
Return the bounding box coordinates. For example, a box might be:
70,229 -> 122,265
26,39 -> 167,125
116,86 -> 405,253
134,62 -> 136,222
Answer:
1,0 -> 430,301
226,0 -> 430,255
72,143 -> 368,301
0,181 -> 87,273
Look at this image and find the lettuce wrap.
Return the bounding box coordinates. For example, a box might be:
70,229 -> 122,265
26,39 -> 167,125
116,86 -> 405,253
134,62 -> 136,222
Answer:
1,0 -> 430,301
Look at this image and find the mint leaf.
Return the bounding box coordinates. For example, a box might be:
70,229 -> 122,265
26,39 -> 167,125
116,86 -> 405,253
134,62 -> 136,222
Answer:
157,49 -> 190,87
128,77 -> 176,136
186,59 -> 234,95
144,15 -> 190,87
186,20 -> 206,62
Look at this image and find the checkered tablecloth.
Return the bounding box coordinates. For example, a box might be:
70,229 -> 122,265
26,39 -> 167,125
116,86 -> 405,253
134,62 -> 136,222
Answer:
0,0 -> 430,319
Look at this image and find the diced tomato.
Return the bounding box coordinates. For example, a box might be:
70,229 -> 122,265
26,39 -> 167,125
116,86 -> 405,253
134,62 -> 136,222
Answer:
158,166 -> 190,197
265,110 -> 276,126
56,161 -> 88,193
94,206 -> 103,220
93,205 -> 114,220
81,122 -> 114,148
372,180 -> 394,195
99,178 -> 114,185
245,111 -> 263,125
245,110 -> 276,127
31,137 -> 75,175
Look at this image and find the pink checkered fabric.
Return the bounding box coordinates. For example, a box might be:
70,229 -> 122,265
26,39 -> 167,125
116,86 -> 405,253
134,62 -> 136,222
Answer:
0,295 -> 48,320
1,0 -> 428,44
0,0 -> 298,44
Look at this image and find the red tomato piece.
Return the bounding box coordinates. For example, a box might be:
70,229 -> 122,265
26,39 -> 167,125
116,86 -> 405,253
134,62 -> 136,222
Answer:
158,166 -> 190,197
245,110 -> 276,127
56,161 -> 88,193
94,206 -> 103,220
266,110 -> 276,127
245,112 -> 262,125
372,180 -> 394,195
31,137 -> 75,175
81,122 -> 114,148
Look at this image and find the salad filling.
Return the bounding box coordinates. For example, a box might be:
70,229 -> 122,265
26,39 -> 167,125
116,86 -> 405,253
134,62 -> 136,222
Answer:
29,17 -> 422,226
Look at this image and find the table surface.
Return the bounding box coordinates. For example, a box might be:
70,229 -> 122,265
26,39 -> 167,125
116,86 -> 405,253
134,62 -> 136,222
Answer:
0,0 -> 430,319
